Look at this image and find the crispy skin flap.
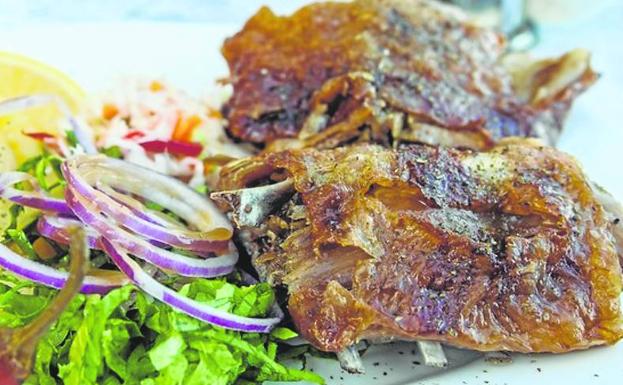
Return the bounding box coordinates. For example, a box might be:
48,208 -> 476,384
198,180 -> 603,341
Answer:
222,0 -> 596,149
220,140 -> 623,352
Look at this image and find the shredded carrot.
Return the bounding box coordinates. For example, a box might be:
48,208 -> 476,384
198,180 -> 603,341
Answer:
102,103 -> 119,120
150,81 -> 164,92
172,114 -> 202,142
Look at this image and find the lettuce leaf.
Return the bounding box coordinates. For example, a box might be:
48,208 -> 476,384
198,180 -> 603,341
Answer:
58,285 -> 136,385
0,275 -> 57,327
100,146 -> 123,159
6,229 -> 38,259
270,327 -> 299,341
103,318 -> 142,379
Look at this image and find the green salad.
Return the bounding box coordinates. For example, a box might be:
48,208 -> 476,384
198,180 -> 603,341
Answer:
0,153 -> 323,385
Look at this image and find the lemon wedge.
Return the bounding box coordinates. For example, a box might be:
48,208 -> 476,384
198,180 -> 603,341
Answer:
0,51 -> 85,167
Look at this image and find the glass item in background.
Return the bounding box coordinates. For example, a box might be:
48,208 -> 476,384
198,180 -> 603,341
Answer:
447,0 -> 618,50
502,0 -> 537,51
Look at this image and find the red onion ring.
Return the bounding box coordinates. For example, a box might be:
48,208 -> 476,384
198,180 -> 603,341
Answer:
1,153 -> 280,333
96,184 -> 186,230
65,188 -> 237,277
62,155 -> 230,251
0,172 -> 73,215
37,215 -> 101,249
37,213 -> 171,250
100,238 -> 280,333
0,243 -> 128,294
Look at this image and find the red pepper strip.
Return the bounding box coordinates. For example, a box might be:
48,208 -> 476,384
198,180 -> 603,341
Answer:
139,140 -> 203,157
139,140 -> 167,153
166,140 -> 203,157
123,130 -> 145,140
22,131 -> 56,140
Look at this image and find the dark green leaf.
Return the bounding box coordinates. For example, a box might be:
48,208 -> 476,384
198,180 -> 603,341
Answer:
101,145 -> 123,159
17,155 -> 43,172
59,286 -> 135,385
270,327 -> 298,341
103,319 -> 141,379
143,201 -> 165,212
6,228 -> 37,259
194,185 -> 209,195
126,344 -> 157,382
7,204 -> 23,231
66,130 -> 79,148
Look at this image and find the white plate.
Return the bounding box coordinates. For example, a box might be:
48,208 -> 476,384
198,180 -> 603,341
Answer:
1,16 -> 622,385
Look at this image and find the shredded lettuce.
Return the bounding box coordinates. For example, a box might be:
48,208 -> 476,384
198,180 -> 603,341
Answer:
17,153 -> 65,193
65,131 -> 79,148
270,327 -> 299,341
0,201 -> 40,241
6,229 -> 38,259
101,146 -> 123,159
1,153 -> 65,239
0,271 -> 323,385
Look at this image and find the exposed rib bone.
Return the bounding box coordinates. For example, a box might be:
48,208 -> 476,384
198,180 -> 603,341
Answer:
417,341 -> 448,368
211,180 -> 294,227
336,345 -> 365,374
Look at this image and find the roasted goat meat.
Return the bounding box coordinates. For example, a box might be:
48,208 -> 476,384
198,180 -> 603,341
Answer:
214,139 -> 623,353
222,0 -> 597,151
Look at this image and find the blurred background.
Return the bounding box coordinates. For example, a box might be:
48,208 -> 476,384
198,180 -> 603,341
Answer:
0,0 -> 621,196
0,0 -> 618,27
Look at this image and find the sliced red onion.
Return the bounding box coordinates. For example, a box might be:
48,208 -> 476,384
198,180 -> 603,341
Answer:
100,238 -> 280,333
0,243 -> 127,294
37,212 -> 169,250
65,188 -> 237,277
140,140 -> 203,157
67,116 -> 97,154
0,172 -> 72,215
37,215 -> 101,249
62,155 -> 231,252
95,183 -> 186,230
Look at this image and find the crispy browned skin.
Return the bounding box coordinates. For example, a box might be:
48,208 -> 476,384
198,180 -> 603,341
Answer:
222,0 -> 597,150
218,140 -> 623,353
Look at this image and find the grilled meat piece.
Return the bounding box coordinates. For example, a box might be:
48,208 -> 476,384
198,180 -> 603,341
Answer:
215,139 -> 623,353
222,0 -> 597,150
